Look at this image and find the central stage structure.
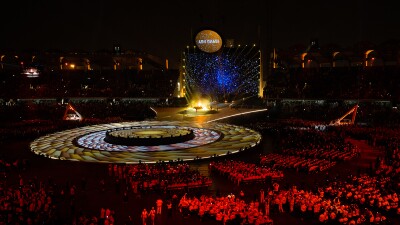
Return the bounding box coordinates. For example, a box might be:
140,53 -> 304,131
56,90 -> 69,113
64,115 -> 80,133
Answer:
104,126 -> 196,146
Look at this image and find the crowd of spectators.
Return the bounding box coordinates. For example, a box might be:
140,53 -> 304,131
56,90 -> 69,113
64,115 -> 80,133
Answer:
210,118 -> 396,225
0,118 -> 126,141
179,162 -> 400,225
108,163 -> 212,194
0,99 -> 156,123
265,180 -> 396,224
258,127 -> 359,173
324,174 -> 398,216
237,100 -> 399,129
2,64 -> 399,101
1,179 -> 58,224
260,154 -> 336,173
341,125 -> 400,188
209,160 -> 283,185
0,99 -> 159,141
0,157 -> 73,224
178,193 -> 273,225
266,66 -> 400,101
0,68 -> 178,99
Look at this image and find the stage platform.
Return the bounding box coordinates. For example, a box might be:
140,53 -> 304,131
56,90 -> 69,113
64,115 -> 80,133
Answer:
30,120 -> 261,163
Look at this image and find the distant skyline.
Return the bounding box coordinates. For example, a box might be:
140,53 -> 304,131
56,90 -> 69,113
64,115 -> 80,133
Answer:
1,0 -> 399,69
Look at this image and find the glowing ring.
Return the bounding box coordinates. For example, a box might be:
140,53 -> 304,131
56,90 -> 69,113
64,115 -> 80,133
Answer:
30,121 -> 261,164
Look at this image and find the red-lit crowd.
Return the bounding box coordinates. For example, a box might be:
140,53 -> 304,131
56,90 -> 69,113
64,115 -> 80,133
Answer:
0,158 -> 49,224
266,183 -> 396,224
178,193 -> 273,225
259,128 -> 359,173
209,160 -> 284,185
260,153 -> 336,173
1,176 -> 56,224
175,174 -> 397,225
108,163 -> 212,193
279,128 -> 360,161
280,142 -> 359,161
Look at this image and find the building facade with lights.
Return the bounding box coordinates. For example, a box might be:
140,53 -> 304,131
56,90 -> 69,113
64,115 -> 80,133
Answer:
0,50 -> 169,72
0,50 -> 178,99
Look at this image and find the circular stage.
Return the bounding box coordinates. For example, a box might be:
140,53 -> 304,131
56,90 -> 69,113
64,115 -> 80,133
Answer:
30,121 -> 261,163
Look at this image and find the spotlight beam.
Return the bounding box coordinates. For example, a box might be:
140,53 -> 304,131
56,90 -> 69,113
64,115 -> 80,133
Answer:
233,45 -> 247,64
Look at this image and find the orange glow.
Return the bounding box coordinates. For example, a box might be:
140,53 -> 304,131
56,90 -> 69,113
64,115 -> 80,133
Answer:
0,55 -> 4,69
333,52 -> 340,58
332,52 -> 340,67
272,48 -> 277,69
195,30 -> 223,53
138,58 -> 143,70
301,53 -> 308,68
365,50 -> 374,66
60,57 -> 64,70
190,98 -> 210,111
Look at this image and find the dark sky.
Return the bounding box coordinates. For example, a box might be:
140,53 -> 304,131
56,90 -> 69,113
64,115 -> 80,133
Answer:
1,0 -> 399,68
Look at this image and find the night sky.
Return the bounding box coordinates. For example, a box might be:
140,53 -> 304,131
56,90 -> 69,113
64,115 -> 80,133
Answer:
1,0 -> 399,69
